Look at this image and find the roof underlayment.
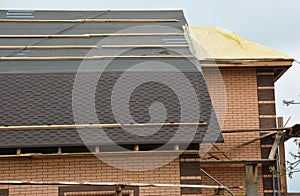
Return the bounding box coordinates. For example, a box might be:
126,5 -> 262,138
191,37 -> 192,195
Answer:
187,26 -> 293,61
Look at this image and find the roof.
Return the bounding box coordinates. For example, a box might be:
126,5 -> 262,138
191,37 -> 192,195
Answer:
187,26 -> 293,61
0,10 -> 223,148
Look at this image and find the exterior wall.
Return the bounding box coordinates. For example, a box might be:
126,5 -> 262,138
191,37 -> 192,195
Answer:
203,68 -> 261,160
0,155 -> 181,196
0,67 -> 280,196
201,68 -> 264,195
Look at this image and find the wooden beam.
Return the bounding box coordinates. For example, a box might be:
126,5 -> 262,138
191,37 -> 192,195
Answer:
201,60 -> 293,68
268,132 -> 282,159
0,180 -> 226,189
0,19 -> 179,23
0,150 -> 201,159
224,131 -> 277,153
0,45 -> 97,49
95,146 -> 100,153
278,117 -> 288,195
201,168 -> 234,195
0,33 -> 184,38
200,159 -> 276,164
0,44 -> 189,50
222,127 -> 292,133
101,45 -> 188,48
0,122 -> 207,131
0,55 -> 194,61
134,145 -> 139,151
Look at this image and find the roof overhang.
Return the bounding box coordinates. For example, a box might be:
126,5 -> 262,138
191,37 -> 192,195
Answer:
200,59 -> 294,81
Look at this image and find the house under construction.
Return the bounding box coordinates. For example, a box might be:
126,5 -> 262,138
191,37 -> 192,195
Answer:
0,10 -> 298,196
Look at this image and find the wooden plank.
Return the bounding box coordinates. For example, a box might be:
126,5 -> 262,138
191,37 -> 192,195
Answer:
95,146 -> 100,153
0,122 -> 207,131
0,19 -> 179,23
222,127 -> 291,133
0,55 -> 194,61
200,159 -> 276,164
0,150 -> 200,159
0,33 -> 184,38
0,45 -> 97,49
201,60 -> 293,67
268,133 -> 282,159
134,145 -> 139,151
224,131 -> 277,153
278,117 -> 288,194
0,180 -> 226,189
201,168 -> 234,195
101,45 -> 188,48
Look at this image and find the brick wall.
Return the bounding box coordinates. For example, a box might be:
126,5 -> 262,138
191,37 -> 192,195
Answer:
203,68 -> 261,160
201,68 -> 264,195
203,68 -> 260,130
0,67 -> 276,195
200,164 -> 264,196
0,155 -> 181,196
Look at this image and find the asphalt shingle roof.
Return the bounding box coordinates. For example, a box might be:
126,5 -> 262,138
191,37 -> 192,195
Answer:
0,10 -> 223,148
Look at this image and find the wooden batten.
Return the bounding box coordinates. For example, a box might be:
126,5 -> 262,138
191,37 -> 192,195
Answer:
0,33 -> 184,38
0,55 -> 194,61
0,122 -> 208,131
101,45 -> 188,48
0,45 -> 97,49
0,19 -> 179,23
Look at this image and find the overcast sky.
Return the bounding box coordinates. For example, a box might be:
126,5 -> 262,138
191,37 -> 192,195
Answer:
1,0 -> 300,192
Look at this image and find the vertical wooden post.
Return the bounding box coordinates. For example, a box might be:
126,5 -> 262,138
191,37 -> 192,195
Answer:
95,146 -> 100,153
16,148 -> 21,155
278,117 -> 287,195
246,163 -> 258,195
134,145 -> 139,151
57,147 -> 62,154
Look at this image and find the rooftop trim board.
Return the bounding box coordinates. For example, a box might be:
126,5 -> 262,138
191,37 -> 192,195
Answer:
0,19 -> 179,23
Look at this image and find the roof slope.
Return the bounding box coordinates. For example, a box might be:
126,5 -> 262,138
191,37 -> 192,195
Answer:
188,26 -> 293,61
0,10 -> 223,148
